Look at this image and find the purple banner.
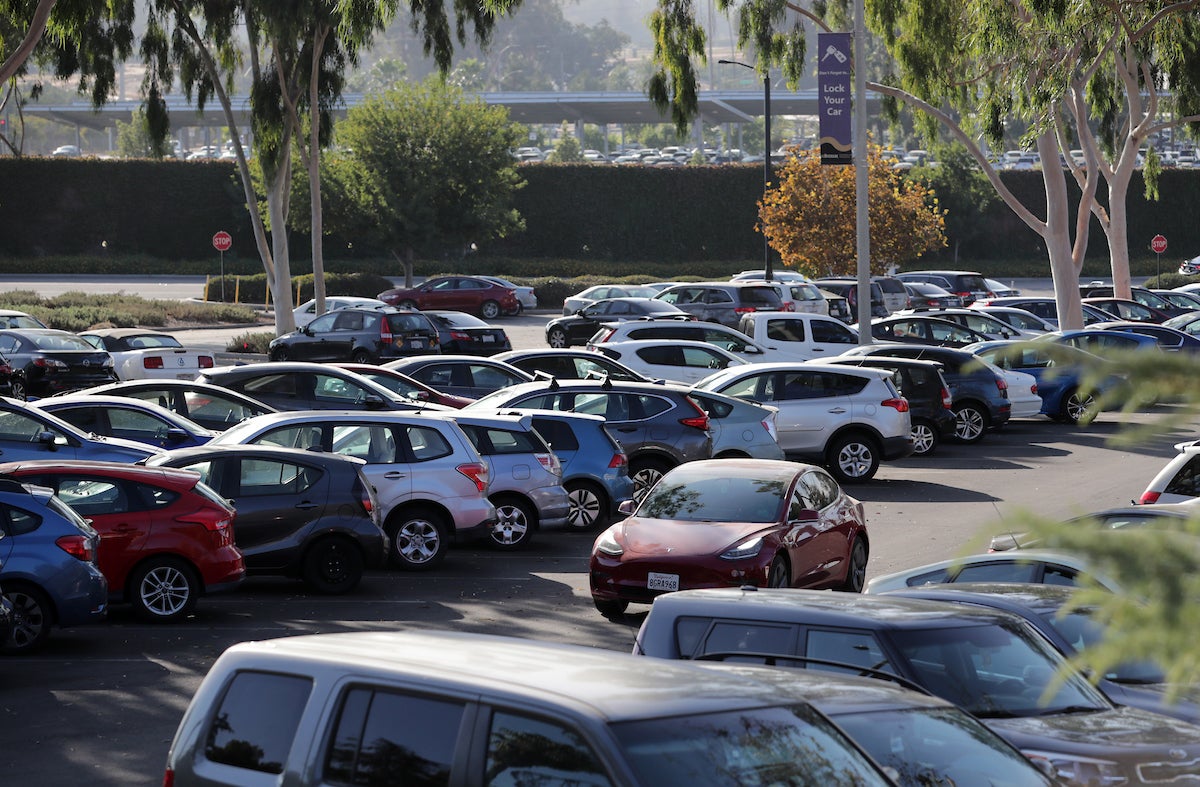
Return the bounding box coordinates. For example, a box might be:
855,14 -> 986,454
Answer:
818,32 -> 852,165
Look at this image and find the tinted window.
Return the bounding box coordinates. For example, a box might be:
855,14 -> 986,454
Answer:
401,425 -> 453,462
640,472 -> 785,523
766,319 -> 805,342
326,687 -> 464,786
952,561 -> 1038,584
485,711 -> 611,786
737,286 -> 782,307
1,505 -> 42,536
530,418 -> 579,452
238,460 -> 319,496
257,424 -> 324,451
811,321 -> 856,344
53,477 -> 130,516
462,425 -> 543,456
240,373 -> 300,396
805,629 -> 889,675
204,671 -> 312,774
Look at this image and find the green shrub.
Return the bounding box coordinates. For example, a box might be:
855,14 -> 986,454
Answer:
227,331 -> 275,353
203,272 -> 396,304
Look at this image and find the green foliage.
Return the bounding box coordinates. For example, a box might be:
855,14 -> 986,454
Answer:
911,144 -> 998,254
115,109 -> 171,159
546,126 -> 583,163
0,289 -> 256,331
202,272 -> 394,304
226,330 -> 275,354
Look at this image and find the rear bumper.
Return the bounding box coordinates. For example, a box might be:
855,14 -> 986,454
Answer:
880,433 -> 916,460
55,563 -> 109,628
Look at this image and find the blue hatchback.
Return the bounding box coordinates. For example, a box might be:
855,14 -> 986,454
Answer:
0,397 -> 161,463
32,394 -> 215,449
0,477 -> 108,651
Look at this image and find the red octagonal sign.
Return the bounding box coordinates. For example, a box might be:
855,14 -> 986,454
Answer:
1152,234 -> 1168,254
212,231 -> 233,252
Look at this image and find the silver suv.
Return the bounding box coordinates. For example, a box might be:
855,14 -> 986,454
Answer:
694,363 -> 914,483
654,281 -> 785,327
209,411 -> 494,570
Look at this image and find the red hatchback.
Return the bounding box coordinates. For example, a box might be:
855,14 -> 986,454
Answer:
589,458 -> 868,619
0,460 -> 244,622
378,276 -> 519,320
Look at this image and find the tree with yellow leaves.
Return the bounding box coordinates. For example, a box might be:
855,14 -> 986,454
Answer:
759,145 -> 946,278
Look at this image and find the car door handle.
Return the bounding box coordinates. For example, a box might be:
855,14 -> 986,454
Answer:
616,427 -> 637,433
827,407 -> 847,414
383,472 -> 406,479
294,502 -> 320,510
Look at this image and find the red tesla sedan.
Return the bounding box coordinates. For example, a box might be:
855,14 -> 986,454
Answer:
377,275 -> 520,320
588,458 -> 868,619
0,460 -> 244,622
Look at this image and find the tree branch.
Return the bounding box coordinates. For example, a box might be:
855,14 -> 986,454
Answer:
0,0 -> 57,85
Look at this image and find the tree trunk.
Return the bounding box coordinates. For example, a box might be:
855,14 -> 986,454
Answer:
1039,133 -> 1085,330
307,25 -> 328,316
266,162 -> 296,335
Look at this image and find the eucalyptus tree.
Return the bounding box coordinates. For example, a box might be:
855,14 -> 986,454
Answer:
645,0 -> 1200,330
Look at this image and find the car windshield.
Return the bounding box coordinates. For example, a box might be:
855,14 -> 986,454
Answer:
639,466 -> 787,523
888,621 -> 1109,718
1044,609 -> 1167,684
832,707 -> 1053,786
611,705 -> 888,786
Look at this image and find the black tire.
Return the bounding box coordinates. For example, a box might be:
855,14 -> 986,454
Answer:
386,507 -> 450,571
630,458 -> 670,502
839,537 -> 869,592
129,557 -> 198,622
547,328 -> 569,348
565,481 -> 608,530
8,377 -> 27,401
767,554 -> 791,588
398,299 -> 418,310
269,346 -> 290,362
593,598 -> 628,620
910,418 -> 940,456
302,536 -> 365,594
825,433 -> 880,483
350,348 -> 373,365
1060,388 -> 1096,424
3,583 -> 53,652
489,496 -> 536,550
952,402 -> 989,443
480,300 -> 501,320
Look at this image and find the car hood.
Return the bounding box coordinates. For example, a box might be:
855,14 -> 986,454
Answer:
986,704 -> 1200,761
616,517 -> 772,555
85,433 -> 164,459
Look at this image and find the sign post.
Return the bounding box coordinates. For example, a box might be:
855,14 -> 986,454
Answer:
1152,234 -> 1167,282
212,231 -> 232,302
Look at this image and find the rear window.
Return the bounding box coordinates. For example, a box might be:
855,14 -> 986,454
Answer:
875,278 -> 907,294
738,286 -> 784,307
957,275 -> 989,292
386,313 -> 435,333
461,424 -> 547,455
30,333 -> 95,351
531,418 -> 580,451
205,671 -> 312,774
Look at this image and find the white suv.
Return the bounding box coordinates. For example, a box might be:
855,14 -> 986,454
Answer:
1140,441 -> 1200,504
209,411 -> 495,570
589,319 -> 793,362
694,363 -> 914,483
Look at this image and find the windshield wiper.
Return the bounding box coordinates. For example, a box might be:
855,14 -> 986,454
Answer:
1040,704 -> 1105,716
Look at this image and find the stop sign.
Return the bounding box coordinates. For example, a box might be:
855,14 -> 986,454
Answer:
212,231 -> 233,252
1152,234 -> 1168,254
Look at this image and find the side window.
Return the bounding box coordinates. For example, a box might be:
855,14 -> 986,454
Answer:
695,620 -> 801,665
238,459 -> 318,496
0,410 -> 52,441
241,373 -> 300,397
53,477 -> 130,515
485,711 -> 612,787
308,313 -> 338,333
177,461 -> 215,486
52,407 -> 102,432
325,687 -> 465,787
704,288 -> 733,305
766,319 -> 805,343
332,311 -> 364,332
798,472 -> 836,510
314,374 -> 368,403
629,394 -> 670,420
468,365 -> 523,393
1165,456 -> 1200,497
830,373 -> 869,396
805,629 -> 890,675
1043,565 -> 1081,586
257,424 -> 324,451
635,346 -> 680,366
107,408 -> 170,437
719,374 -> 767,401
680,347 -> 730,369
0,504 -> 42,536
811,320 -> 856,344
183,391 -> 264,424
462,426 -> 540,456
530,418 -> 579,452
204,671 -> 312,775
400,425 -> 454,462
332,424 -> 397,463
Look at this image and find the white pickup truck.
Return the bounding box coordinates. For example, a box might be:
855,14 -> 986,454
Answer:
736,311 -> 861,361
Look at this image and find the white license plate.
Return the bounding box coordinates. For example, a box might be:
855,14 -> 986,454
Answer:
176,373 -> 194,380
647,572 -> 679,592
410,340 -> 424,348
482,335 -> 495,342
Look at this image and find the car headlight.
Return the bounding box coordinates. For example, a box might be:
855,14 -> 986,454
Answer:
1021,750 -> 1126,785
720,536 -> 764,561
594,527 -> 623,557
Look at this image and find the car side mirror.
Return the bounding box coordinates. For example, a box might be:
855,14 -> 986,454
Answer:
165,428 -> 190,444
37,431 -> 58,449
363,394 -> 386,409
302,325 -> 314,336
576,309 -> 587,316
788,509 -> 820,524
617,499 -> 637,516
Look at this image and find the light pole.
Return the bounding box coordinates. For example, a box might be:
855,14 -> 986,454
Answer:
718,59 -> 773,281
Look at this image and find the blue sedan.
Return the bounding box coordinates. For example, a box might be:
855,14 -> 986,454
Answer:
964,339 -> 1125,423
0,398 -> 158,462
1035,328 -> 1161,353
32,394 -> 215,449
1087,321 -> 1200,352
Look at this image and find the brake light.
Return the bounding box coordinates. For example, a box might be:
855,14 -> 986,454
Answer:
679,397 -> 710,431
733,306 -> 757,314
380,320 -> 394,345
199,355 -> 214,368
1030,383 -> 1038,395
928,299 -> 941,307
143,357 -> 165,369
882,397 -> 909,412
456,462 -> 489,492
163,768 -> 175,787
1139,491 -> 1161,504
761,412 -> 779,442
34,357 -> 68,371
596,328 -> 615,343
450,330 -> 471,342
56,534 -> 95,561
995,376 -> 1008,392
608,451 -> 628,469
354,477 -> 374,513
535,451 -> 561,477
178,509 -> 233,532
954,291 -> 970,299
781,302 -> 795,312
940,386 -> 952,409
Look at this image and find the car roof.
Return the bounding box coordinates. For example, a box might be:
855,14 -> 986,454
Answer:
148,443 -> 366,467
209,630 -> 811,722
79,328 -> 174,338
0,458 -> 203,484
898,270 -> 984,277
698,663 -> 952,715
706,362 -> 893,379
825,356 -> 945,370
864,549 -> 1099,589
649,587 -> 1018,630
883,582 -> 1078,619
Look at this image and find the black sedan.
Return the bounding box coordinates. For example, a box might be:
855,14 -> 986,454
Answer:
545,297 -> 691,348
493,349 -> 650,382
0,328 -> 118,399
424,310 -> 512,356
870,315 -> 993,348
197,362 -> 453,412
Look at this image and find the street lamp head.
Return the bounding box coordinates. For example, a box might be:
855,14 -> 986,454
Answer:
718,59 -> 751,69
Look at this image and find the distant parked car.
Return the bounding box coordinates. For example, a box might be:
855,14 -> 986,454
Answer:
493,348 -> 649,382
1078,283 -> 1193,318
377,275 -> 519,319
476,276 -> 536,313
79,329 -> 215,381
291,296 -> 388,328
0,477 -> 108,652
332,363 -> 473,408
71,379 -> 276,432
0,460 -> 244,621
969,304 -> 1057,334
145,445 -> 387,593
0,310 -> 47,330
984,277 -> 1021,297
654,281 -> 785,327
824,356 -> 956,456
903,281 -> 963,309
33,394 -> 215,449
422,310 -> 511,356
971,296 -> 1116,327
894,307 -> 1030,339
870,314 -> 995,347
589,459 -> 869,619
1082,296 -> 1172,323
0,398 -> 159,463
0,328 -> 118,399
385,355 -> 534,400
546,297 -> 691,348
561,284 -> 661,314
813,278 -> 888,320
896,270 -> 993,305
198,362 -> 449,412
268,307 -> 441,363
1040,328 -> 1161,353
864,549 -> 1117,593
592,339 -> 745,385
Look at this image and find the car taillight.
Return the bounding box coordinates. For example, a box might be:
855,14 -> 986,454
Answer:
762,412 -> 779,442
162,768 -> 175,787
380,320 -> 394,344
733,306 -> 757,314
535,451 -> 562,477
954,291 -> 971,299
354,477 -> 374,513
199,355 -> 214,368
679,398 -> 710,431
941,386 -> 952,409
608,451 -> 628,469
928,299 -> 941,307
457,462 -> 489,492
1139,491 -> 1161,504
995,376 -> 1008,397
144,357 -> 165,369
1030,383 -> 1038,395
450,330 -> 471,342
781,302 -> 795,312
34,357 -> 68,370
56,534 -> 95,562
179,509 -> 233,533
882,397 -> 909,412
596,329 -> 615,343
